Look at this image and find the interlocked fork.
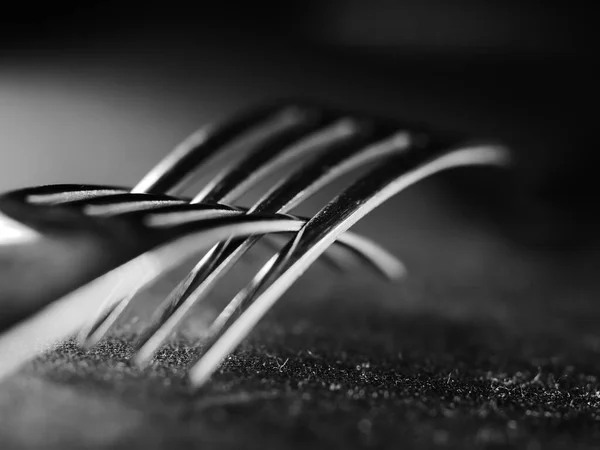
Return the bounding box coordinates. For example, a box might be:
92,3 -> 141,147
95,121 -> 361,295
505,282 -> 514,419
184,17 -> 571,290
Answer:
2,102 -> 407,333
0,101 -> 405,377
94,114 -> 416,362
0,101 -> 509,386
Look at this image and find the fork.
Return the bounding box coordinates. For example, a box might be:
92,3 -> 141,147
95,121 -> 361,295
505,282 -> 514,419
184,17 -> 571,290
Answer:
0,102 -> 401,373
0,101 -> 509,385
187,138 -> 508,386
129,126 -> 415,365
4,103 -> 405,342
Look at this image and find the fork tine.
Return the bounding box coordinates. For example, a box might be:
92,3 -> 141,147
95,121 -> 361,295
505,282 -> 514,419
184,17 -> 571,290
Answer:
262,226 -> 406,280
129,128 -> 416,364
5,184 -> 129,205
187,141 -> 510,387
190,118 -> 359,205
181,117 -> 376,276
203,227 -> 408,343
188,118 -> 408,277
130,224 -> 406,366
72,105 -> 320,341
187,117 -> 364,273
76,194 -> 188,216
132,102 -> 307,195
77,119 -> 374,350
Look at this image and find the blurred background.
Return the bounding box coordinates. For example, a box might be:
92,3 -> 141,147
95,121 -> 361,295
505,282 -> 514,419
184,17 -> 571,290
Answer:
0,0 -> 595,247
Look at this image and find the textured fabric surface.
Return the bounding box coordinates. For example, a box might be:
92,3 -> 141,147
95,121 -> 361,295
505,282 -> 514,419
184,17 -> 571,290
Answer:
1,188 -> 599,449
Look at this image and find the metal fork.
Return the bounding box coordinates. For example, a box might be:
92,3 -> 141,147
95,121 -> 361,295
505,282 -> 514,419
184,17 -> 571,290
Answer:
187,139 -> 509,386
0,102 -> 403,372
6,103 -> 405,343
0,102 -> 509,386
130,123 -> 414,365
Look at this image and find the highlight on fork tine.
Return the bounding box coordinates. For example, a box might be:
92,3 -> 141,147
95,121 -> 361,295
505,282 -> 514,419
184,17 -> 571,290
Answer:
0,101 -> 510,386
74,104 -> 397,349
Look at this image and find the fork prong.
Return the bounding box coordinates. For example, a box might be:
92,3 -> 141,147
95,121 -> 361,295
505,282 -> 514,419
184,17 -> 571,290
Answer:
83,119 -> 372,349
202,228 -> 408,345
188,118 -> 401,278
191,118 -> 358,205
132,102 -> 305,195
188,117 -> 386,278
4,184 -> 130,205
187,118 -> 362,274
131,224 -> 403,366
187,142 -> 510,387
129,129 -> 414,364
74,105 -> 319,342
74,194 -> 187,216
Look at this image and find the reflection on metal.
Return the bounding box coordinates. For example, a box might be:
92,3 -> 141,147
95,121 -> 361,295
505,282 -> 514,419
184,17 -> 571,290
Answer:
0,211 -> 39,245
0,101 -> 510,386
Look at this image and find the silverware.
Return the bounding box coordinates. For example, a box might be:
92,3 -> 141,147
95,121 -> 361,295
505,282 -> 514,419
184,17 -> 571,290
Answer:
0,101 -> 509,386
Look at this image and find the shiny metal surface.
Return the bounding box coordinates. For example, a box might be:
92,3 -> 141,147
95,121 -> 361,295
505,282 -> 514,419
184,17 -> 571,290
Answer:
188,142 -> 509,386
0,102 -> 509,388
132,128 -> 414,365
